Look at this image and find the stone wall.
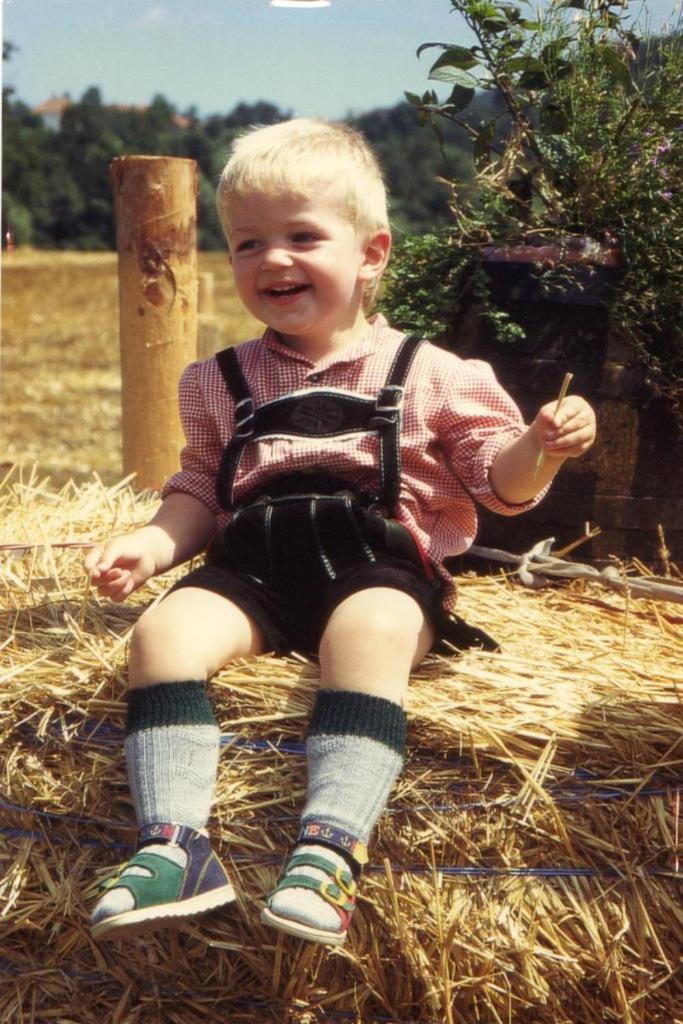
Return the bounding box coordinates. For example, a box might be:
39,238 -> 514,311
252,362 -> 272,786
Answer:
448,258 -> 682,567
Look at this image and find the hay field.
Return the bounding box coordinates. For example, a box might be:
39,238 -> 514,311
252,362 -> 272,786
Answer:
1,252 -> 682,1023
1,249 -> 261,486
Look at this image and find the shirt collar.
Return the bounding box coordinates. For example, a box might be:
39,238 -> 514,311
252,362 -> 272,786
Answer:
261,314 -> 389,369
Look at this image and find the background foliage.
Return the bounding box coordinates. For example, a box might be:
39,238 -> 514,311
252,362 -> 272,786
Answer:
379,8 -> 682,404
4,24 -> 680,396
2,39 -> 486,250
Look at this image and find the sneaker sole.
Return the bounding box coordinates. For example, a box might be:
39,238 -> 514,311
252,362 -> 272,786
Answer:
91,883 -> 237,942
260,906 -> 347,946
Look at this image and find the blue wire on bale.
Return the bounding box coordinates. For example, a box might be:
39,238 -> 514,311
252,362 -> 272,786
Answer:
1,797 -> 679,878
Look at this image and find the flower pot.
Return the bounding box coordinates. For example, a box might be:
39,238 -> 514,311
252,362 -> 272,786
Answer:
448,238 -> 682,567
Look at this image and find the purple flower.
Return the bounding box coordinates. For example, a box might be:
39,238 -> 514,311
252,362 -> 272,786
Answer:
657,190 -> 673,200
657,139 -> 672,154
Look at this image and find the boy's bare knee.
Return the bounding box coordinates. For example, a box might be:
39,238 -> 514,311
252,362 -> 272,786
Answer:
127,589 -> 265,688
352,607 -> 410,648
129,605 -> 172,661
319,589 -> 433,695
128,604 -> 201,688
324,589 -> 425,651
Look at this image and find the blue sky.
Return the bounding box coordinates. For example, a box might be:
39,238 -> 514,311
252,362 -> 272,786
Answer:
3,0 -> 680,120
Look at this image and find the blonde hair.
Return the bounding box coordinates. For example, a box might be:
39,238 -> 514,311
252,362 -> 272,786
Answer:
216,119 -> 390,306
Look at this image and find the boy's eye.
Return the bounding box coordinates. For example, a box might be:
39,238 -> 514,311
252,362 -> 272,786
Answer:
234,239 -> 261,253
292,232 -> 319,244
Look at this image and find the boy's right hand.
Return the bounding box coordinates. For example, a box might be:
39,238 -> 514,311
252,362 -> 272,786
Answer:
83,535 -> 157,602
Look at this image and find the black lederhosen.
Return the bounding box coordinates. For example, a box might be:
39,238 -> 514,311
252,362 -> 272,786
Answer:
170,335 -> 498,655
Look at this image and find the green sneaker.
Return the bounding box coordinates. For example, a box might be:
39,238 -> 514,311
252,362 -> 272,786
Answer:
91,823 -> 236,941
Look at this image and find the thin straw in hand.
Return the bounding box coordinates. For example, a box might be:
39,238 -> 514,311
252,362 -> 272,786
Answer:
535,372 -> 574,471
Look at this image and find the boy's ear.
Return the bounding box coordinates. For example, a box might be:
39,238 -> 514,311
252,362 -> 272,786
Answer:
359,229 -> 392,282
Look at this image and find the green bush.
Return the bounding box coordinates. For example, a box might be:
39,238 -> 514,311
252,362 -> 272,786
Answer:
383,1 -> 683,408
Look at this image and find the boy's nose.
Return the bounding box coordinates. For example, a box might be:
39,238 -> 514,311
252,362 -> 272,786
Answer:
262,246 -> 294,268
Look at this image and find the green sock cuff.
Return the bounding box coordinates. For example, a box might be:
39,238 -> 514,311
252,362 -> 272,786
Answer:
126,681 -> 216,735
308,689 -> 406,757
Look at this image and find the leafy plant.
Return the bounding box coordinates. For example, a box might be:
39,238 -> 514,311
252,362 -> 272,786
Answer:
383,1 -> 683,406
380,229 -> 525,345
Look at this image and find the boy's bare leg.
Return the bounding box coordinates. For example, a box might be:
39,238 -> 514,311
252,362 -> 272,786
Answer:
124,587 -> 265,830
264,588 -> 433,943
318,586 -> 434,701
92,588 -> 264,939
129,587 -> 266,686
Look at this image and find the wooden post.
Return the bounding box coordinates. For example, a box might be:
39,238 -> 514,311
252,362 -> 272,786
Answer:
111,155 -> 198,490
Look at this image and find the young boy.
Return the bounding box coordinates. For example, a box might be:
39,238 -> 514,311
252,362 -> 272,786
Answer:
85,119 -> 596,946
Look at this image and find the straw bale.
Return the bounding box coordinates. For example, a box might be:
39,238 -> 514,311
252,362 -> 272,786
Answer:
1,469 -> 681,1024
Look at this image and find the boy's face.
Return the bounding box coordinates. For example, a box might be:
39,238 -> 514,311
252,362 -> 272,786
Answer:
226,182 -> 389,352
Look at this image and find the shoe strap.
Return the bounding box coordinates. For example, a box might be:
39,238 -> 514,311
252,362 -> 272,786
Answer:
270,873 -> 356,914
297,822 -> 368,871
99,850 -> 184,907
138,822 -> 199,851
99,849 -> 163,888
286,853 -> 356,894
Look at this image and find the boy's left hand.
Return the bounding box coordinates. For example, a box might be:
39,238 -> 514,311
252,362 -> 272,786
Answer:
534,395 -> 596,459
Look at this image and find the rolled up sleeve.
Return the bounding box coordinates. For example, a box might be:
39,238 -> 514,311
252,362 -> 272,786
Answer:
438,359 -> 546,515
161,362 -> 224,516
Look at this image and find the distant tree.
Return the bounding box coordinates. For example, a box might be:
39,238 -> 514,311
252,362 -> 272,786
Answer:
146,93 -> 176,134
1,83 -> 56,245
353,103 -> 473,233
57,94 -> 124,247
45,164 -> 87,246
225,100 -> 286,129
81,86 -> 103,107
170,128 -> 214,177
1,76 -> 484,248
197,177 -> 226,250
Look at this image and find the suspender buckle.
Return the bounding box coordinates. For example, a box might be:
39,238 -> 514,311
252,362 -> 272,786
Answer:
234,397 -> 255,438
375,385 -> 404,414
371,385 -> 404,430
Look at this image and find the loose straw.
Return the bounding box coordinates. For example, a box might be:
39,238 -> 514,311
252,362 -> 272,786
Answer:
536,371 -> 574,471
2,472 -> 682,1024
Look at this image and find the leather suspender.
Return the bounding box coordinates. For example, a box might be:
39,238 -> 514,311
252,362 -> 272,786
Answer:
371,333 -> 422,514
214,335 -> 423,513
215,347 -> 254,435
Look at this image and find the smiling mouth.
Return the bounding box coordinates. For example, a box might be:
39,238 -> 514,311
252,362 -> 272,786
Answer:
264,284 -> 310,298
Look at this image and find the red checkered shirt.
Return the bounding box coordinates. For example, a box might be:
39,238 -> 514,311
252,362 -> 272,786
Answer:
162,315 -> 545,610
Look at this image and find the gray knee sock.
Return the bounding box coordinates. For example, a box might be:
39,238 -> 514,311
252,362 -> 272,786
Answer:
268,689 -> 406,931
125,680 -> 220,831
302,689 -> 406,842
91,681 -> 220,925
